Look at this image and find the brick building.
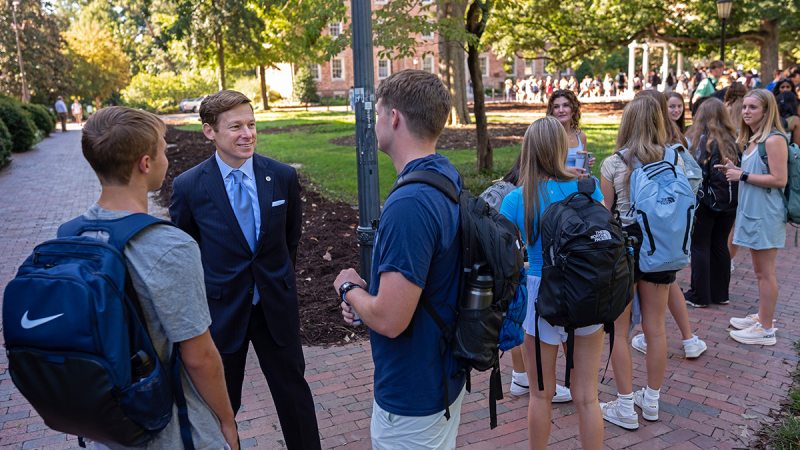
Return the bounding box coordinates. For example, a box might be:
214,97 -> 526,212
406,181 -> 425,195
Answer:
283,0 -> 548,99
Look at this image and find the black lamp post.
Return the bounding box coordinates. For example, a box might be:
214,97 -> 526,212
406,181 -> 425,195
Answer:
716,0 -> 733,63
10,0 -> 29,102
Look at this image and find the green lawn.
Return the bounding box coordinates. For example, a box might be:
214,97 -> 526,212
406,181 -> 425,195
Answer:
179,111 -> 620,203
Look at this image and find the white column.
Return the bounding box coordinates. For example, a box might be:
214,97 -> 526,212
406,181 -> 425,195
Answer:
628,41 -> 637,98
642,43 -> 650,85
677,51 -> 684,76
661,44 -> 669,92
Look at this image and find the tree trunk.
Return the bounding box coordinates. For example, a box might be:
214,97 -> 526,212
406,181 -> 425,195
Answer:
437,0 -> 470,125
759,18 -> 779,81
259,65 -> 269,110
466,0 -> 492,172
215,29 -> 225,91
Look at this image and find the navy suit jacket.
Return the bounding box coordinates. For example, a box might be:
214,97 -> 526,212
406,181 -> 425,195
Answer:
169,154 -> 303,353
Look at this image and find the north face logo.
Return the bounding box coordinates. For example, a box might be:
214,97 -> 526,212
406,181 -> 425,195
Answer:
591,230 -> 612,242
657,197 -> 676,205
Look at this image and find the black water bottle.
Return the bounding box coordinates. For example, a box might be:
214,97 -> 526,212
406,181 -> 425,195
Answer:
462,262 -> 494,310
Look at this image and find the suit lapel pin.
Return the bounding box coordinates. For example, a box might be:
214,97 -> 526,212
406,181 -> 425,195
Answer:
266,176 -> 272,182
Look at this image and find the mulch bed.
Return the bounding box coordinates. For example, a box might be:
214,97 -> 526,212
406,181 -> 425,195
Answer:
156,127 -> 367,347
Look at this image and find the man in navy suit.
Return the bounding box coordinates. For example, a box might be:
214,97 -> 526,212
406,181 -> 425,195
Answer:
170,90 -> 320,449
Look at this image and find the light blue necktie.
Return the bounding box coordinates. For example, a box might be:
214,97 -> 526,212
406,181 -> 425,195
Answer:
230,170 -> 256,252
231,170 -> 260,305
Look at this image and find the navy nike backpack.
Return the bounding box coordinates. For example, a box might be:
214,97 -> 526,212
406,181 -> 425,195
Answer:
2,214 -> 194,449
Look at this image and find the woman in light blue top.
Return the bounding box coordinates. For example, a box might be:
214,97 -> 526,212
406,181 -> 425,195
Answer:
500,117 -> 604,450
717,89 -> 789,346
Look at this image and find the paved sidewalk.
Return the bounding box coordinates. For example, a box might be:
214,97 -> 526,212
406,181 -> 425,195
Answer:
0,128 -> 798,449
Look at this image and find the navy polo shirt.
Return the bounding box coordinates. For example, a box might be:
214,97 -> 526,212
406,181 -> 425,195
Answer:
369,154 -> 467,416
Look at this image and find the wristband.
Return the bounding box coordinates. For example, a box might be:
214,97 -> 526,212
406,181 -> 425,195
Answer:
740,171 -> 749,183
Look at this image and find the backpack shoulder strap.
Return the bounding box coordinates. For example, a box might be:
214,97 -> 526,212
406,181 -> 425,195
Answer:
757,131 -> 791,168
663,144 -> 681,165
58,213 -> 172,252
392,171 -> 459,204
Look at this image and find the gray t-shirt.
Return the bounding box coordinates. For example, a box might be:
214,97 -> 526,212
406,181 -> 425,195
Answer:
83,204 -> 225,450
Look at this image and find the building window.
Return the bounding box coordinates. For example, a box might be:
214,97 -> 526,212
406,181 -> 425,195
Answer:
422,55 -> 435,74
331,58 -> 344,80
479,55 -> 489,77
421,20 -> 434,40
329,22 -> 342,37
378,59 -> 392,79
310,64 -> 321,81
524,59 -> 533,76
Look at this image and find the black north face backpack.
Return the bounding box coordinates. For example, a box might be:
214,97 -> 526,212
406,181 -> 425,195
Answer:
535,178 -> 634,391
391,170 -> 524,429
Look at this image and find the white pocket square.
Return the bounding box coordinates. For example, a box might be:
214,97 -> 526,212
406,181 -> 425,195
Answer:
271,200 -> 286,207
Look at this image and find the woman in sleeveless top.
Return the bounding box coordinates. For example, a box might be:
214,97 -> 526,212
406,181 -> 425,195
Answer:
718,89 -> 789,346
598,96 -> 674,431
547,89 -> 590,176
631,90 -> 707,359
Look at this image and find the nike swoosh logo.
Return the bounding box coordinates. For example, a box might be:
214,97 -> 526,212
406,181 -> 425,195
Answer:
21,311 -> 64,329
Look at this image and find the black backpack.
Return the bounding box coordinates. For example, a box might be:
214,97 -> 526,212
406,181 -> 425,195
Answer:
697,135 -> 738,212
391,170 -> 524,429
535,178 -> 634,391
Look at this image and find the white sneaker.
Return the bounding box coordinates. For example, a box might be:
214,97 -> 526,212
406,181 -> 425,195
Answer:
683,337 -> 708,359
553,384 -> 572,403
730,323 -> 777,346
509,371 -> 529,396
600,398 -> 639,430
633,388 -> 659,421
631,333 -> 647,354
729,314 -> 759,330
730,261 -> 735,273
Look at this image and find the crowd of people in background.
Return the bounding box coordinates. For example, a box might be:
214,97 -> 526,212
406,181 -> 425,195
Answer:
502,62 -> 790,104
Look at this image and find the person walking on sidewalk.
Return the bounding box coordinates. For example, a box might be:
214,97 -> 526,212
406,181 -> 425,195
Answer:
333,70 -> 467,449
718,89 -> 789,346
71,99 -> 83,125
54,96 -> 68,132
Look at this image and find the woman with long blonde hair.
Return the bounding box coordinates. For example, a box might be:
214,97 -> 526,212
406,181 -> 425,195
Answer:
599,96 -> 682,430
500,117 -> 605,450
718,89 -> 789,345
684,98 -> 740,307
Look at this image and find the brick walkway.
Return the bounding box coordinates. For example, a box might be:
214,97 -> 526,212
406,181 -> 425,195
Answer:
0,127 -> 798,449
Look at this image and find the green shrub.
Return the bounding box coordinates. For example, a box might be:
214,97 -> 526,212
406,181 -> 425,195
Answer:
122,70 -> 217,113
294,66 -> 320,105
21,103 -> 55,136
0,118 -> 11,168
0,98 -> 38,152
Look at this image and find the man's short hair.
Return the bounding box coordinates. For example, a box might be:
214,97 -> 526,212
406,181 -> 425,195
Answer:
375,70 -> 451,141
709,60 -> 724,70
790,66 -> 800,79
199,90 -> 252,130
82,106 -> 166,185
